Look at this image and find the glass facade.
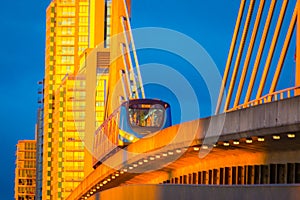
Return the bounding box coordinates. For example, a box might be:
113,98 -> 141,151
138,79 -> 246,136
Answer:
14,141 -> 36,200
95,69 -> 108,128
51,76 -> 85,199
42,0 -> 109,199
35,80 -> 44,200
43,0 -> 90,199
104,0 -> 112,48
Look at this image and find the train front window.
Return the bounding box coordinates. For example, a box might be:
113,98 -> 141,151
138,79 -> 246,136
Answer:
128,103 -> 165,128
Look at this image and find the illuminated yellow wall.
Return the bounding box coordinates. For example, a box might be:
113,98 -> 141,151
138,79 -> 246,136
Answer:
14,140 -> 36,200
78,46 -> 109,178
43,0 -> 110,199
52,76 -> 86,199
89,0 -> 105,48
43,2 -> 55,199
43,0 -> 89,199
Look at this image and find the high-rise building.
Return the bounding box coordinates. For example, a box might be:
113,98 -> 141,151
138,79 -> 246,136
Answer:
51,74 -> 86,198
14,140 -> 36,200
35,80 -> 44,200
42,0 -> 111,199
43,0 -> 90,198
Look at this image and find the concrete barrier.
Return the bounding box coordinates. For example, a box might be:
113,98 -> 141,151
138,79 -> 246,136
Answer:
97,184 -> 300,200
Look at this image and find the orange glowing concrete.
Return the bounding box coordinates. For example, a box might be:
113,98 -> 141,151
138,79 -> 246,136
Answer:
67,97 -> 300,200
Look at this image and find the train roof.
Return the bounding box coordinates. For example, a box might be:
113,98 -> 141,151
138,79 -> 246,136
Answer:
122,99 -> 170,108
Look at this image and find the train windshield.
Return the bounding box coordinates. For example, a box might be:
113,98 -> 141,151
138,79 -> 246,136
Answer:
128,103 -> 165,129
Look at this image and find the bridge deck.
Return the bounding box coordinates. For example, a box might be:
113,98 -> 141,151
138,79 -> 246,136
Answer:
67,96 -> 300,200
93,184 -> 300,200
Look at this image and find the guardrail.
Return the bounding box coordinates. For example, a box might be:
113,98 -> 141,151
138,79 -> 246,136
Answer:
229,85 -> 300,111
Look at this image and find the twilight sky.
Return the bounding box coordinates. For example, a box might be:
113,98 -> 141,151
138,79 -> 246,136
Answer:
0,0 -> 48,199
3,0 -> 293,199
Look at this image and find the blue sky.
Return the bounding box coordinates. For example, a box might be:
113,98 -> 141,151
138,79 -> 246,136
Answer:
0,0 -> 297,199
131,0 -> 239,122
130,0 -> 297,121
0,0 -> 47,199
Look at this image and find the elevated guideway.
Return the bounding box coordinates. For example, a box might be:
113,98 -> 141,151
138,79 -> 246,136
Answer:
67,96 -> 300,200
86,184 -> 300,200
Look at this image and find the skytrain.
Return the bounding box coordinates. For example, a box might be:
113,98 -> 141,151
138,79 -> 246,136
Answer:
93,99 -> 172,168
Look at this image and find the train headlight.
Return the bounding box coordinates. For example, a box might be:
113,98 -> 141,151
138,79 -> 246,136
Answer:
129,135 -> 134,141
